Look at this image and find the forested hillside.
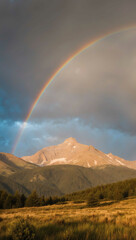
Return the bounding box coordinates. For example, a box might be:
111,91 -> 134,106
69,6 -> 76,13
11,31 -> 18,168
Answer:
67,178 -> 136,202
1,178 -> 136,210
1,165 -> 136,196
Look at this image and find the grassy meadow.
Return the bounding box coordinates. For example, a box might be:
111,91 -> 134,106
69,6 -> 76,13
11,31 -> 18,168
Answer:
0,197 -> 136,240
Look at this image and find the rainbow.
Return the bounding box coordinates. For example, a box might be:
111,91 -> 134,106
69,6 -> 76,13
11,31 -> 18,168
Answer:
12,25 -> 136,154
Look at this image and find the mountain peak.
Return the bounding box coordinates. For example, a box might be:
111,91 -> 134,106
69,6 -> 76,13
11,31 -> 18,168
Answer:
64,137 -> 77,144
22,138 -> 136,170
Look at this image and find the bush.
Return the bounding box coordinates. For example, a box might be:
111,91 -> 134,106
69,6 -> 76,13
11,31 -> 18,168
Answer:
87,193 -> 99,207
11,218 -> 36,240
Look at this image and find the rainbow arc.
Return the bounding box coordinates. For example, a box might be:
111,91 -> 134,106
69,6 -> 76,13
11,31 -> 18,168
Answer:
12,25 -> 136,154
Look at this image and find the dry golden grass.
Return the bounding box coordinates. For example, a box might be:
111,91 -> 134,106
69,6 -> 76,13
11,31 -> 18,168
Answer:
1,198 -> 136,225
1,198 -> 136,239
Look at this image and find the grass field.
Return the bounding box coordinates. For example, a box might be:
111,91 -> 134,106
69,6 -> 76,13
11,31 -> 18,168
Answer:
0,198 -> 136,240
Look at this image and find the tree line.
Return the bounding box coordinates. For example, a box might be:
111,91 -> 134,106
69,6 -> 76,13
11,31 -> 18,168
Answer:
67,178 -> 136,203
1,178 -> 136,209
0,190 -> 66,209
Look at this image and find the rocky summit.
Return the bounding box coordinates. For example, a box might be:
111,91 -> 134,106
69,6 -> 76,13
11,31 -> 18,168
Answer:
22,137 -> 136,169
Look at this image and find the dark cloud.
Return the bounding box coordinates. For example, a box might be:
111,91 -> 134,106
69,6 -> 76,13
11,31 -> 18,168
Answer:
1,0 -> 136,121
1,0 -> 136,159
32,30 -> 136,135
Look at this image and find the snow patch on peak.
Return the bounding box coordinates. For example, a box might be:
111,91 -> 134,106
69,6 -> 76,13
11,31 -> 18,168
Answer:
107,154 -> 113,159
87,162 -> 91,167
94,160 -> 97,165
115,159 -> 125,166
48,158 -> 67,165
39,159 -> 46,166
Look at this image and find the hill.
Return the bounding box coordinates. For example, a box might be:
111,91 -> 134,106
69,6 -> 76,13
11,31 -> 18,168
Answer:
66,177 -> 136,202
1,164 -> 136,196
0,152 -> 36,176
22,137 -> 136,169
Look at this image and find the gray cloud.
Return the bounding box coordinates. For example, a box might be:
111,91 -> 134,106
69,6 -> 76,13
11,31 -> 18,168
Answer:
13,119 -> 136,160
1,0 -> 136,159
1,0 -> 136,121
31,30 -> 136,135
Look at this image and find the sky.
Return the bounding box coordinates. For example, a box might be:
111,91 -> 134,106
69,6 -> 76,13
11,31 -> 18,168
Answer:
1,0 -> 136,160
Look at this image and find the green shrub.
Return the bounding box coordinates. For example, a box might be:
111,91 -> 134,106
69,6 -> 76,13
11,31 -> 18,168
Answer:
11,218 -> 36,240
87,193 -> 99,207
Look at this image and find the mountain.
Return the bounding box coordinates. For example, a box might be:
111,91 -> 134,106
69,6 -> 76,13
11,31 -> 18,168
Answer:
1,164 -> 136,196
0,152 -> 36,176
1,139 -> 136,197
22,137 -> 136,169
1,148 -> 136,197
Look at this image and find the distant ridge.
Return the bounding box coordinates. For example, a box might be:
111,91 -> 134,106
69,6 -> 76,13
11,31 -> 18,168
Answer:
1,149 -> 136,196
0,152 -> 36,176
1,164 -> 136,196
22,137 -> 136,169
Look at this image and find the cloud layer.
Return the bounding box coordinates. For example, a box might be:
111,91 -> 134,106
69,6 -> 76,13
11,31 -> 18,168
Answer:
1,0 -> 136,159
32,30 -> 136,134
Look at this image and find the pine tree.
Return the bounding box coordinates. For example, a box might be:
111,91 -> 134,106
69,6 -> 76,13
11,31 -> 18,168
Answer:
114,188 -> 123,201
45,196 -> 53,205
20,194 -> 26,207
4,194 -> 15,209
25,190 -> 40,207
0,191 -> 8,209
14,191 -> 22,208
39,195 -> 45,206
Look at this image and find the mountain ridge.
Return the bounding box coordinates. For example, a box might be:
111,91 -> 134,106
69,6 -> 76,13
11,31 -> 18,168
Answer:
1,147 -> 136,196
22,137 -> 136,169
0,152 -> 36,176
1,164 -> 136,196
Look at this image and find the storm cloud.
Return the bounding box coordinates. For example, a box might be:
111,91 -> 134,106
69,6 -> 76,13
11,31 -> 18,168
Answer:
1,0 -> 136,159
32,30 -> 136,134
